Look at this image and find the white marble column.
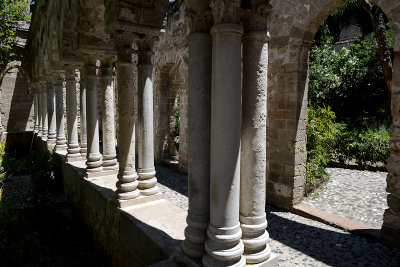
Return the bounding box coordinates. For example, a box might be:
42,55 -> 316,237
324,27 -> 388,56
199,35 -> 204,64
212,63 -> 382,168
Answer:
182,24 -> 212,259
55,72 -> 67,151
241,31 -> 271,265
47,76 -> 57,143
40,81 -> 48,141
37,83 -> 43,136
84,59 -> 103,175
65,65 -> 81,160
80,73 -> 88,156
137,39 -> 158,196
100,58 -> 117,171
34,86 -> 39,133
203,2 -> 245,266
113,37 -> 139,205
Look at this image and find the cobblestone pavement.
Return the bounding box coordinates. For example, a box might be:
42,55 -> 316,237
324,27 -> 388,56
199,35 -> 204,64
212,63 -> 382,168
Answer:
302,167 -> 388,228
156,164 -> 400,266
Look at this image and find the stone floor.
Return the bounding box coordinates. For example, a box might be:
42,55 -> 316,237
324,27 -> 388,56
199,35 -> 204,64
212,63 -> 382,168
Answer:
156,165 -> 400,266
302,167 -> 388,228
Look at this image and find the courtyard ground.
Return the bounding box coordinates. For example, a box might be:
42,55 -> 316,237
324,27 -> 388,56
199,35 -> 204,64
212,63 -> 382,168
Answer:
157,164 -> 400,266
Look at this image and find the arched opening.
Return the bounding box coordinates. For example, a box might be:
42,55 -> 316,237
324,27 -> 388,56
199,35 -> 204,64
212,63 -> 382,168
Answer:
266,0 -> 400,247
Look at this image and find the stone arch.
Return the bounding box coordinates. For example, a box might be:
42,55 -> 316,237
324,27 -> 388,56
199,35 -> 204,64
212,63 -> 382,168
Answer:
266,0 -> 400,246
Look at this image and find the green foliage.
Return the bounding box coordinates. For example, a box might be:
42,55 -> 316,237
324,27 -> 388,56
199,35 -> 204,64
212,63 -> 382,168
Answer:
309,37 -> 390,125
333,121 -> 390,167
306,106 -> 339,195
173,92 -> 180,151
0,0 -> 29,69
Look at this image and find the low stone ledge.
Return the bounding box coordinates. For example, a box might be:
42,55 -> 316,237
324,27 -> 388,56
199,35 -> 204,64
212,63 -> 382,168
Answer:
55,151 -> 187,266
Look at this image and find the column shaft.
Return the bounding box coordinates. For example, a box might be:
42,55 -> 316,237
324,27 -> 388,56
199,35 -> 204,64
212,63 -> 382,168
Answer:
38,88 -> 43,136
55,75 -> 67,150
203,23 -> 245,267
240,30 -> 271,264
41,83 -> 48,141
137,52 -> 158,196
115,61 -> 139,200
34,91 -> 39,132
80,76 -> 88,155
47,79 -> 57,142
101,64 -> 117,170
182,32 -> 212,259
65,67 -> 81,159
85,63 -> 103,173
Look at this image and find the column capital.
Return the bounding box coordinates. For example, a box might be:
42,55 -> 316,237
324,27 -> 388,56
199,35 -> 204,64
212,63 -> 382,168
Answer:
111,31 -> 138,64
187,9 -> 213,33
242,0 -> 271,32
210,0 -> 241,25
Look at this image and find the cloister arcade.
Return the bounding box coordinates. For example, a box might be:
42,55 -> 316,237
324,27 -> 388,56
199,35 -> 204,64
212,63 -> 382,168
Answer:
2,0 -> 399,266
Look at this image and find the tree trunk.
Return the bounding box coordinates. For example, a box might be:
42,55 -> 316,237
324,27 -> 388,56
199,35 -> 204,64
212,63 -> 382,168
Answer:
358,0 -> 392,100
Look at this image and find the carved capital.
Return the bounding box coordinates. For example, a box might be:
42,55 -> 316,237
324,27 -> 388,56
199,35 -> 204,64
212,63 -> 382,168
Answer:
186,9 -> 213,32
135,35 -> 158,66
210,0 -> 241,25
242,0 -> 272,32
111,31 -> 137,64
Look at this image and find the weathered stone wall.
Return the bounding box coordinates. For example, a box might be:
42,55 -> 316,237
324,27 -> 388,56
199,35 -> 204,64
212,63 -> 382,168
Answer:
153,1 -> 189,173
0,62 -> 34,133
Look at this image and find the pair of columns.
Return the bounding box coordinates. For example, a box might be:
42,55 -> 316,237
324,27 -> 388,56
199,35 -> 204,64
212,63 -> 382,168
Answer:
182,7 -> 271,267
113,36 -> 159,205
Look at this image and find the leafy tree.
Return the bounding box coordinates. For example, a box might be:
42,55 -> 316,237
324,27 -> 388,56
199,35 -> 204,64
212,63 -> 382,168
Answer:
0,0 -> 29,72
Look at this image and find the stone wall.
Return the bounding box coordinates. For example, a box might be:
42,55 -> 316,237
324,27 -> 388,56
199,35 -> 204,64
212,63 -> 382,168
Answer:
0,62 -> 34,133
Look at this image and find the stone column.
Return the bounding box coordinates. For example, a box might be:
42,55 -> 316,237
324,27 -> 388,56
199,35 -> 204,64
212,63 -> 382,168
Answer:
80,72 -> 88,156
84,58 -> 103,175
100,57 -> 117,172
113,35 -> 140,205
34,86 -> 39,133
37,84 -> 43,136
40,81 -> 48,141
47,76 -> 57,143
65,65 -> 81,160
54,72 -> 67,151
203,2 -> 245,266
136,37 -> 159,196
240,7 -> 271,264
181,11 -> 213,260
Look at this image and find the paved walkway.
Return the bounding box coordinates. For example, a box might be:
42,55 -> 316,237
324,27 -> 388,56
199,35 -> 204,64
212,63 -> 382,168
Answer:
156,164 -> 400,266
302,167 -> 388,228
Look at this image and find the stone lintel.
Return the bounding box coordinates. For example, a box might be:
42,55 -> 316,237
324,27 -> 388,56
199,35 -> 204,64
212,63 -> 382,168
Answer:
78,45 -> 116,59
115,192 -> 164,208
106,20 -> 163,37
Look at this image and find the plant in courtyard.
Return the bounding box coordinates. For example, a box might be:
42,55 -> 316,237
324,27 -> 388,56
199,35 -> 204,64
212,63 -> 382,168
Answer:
306,106 -> 339,195
0,0 -> 29,72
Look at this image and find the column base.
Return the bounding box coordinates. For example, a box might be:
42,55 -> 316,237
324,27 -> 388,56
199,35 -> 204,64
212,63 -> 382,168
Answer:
246,253 -> 279,267
174,246 -> 202,267
202,254 -> 246,267
114,192 -> 163,208
85,169 -> 118,179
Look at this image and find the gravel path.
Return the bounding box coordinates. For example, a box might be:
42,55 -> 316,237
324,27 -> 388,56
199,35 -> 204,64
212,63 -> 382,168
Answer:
156,164 -> 400,266
302,167 -> 388,228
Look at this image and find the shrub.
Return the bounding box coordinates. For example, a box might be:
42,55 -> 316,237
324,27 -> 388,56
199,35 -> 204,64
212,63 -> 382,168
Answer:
306,106 -> 340,194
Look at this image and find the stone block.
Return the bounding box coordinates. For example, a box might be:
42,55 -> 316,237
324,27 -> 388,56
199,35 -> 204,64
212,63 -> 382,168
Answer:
387,194 -> 400,215
387,155 -> 400,174
383,208 -> 400,228
386,173 -> 400,196
381,224 -> 400,248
